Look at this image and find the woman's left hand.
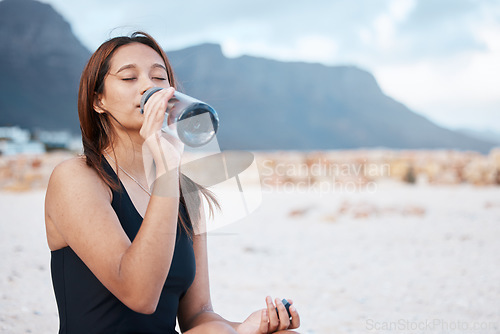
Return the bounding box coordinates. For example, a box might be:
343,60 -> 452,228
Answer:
236,296 -> 301,334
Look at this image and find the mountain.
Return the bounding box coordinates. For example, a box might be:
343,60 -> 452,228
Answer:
0,0 -> 89,133
0,0 -> 495,152
457,128 -> 500,145
167,44 -> 495,152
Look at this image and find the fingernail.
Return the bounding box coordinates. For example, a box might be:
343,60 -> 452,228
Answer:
290,306 -> 296,312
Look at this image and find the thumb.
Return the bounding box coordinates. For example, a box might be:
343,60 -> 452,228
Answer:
258,309 -> 269,333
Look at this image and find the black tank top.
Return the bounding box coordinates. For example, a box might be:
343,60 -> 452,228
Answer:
50,156 -> 196,334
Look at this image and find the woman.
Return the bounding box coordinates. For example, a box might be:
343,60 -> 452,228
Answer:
44,31 -> 301,334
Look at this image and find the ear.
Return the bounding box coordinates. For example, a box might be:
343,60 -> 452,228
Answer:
93,94 -> 105,114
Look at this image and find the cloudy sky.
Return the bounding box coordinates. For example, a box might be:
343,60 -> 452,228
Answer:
38,0 -> 500,132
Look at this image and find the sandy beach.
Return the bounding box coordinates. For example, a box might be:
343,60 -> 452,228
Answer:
1,179 -> 499,333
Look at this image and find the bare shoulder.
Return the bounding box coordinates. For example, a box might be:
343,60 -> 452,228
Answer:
45,155 -> 113,250
50,155 -> 88,179
47,155 -> 111,198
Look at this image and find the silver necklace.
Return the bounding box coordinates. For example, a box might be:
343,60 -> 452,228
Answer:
104,151 -> 151,196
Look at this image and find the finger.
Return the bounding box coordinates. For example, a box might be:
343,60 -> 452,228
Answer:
288,304 -> 301,329
155,87 -> 175,110
141,104 -> 162,136
146,87 -> 174,108
152,89 -> 175,129
143,90 -> 165,117
275,298 -> 290,330
144,89 -> 171,120
141,88 -> 172,134
147,96 -> 168,124
258,309 -> 269,333
266,296 -> 279,332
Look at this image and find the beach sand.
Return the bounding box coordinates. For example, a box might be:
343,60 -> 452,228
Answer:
1,182 -> 499,333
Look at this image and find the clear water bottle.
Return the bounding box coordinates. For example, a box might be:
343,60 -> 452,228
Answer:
140,87 -> 219,147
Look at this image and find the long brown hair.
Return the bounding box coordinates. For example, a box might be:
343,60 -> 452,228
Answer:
78,31 -> 218,237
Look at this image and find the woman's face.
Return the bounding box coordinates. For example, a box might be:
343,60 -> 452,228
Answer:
96,42 -> 171,132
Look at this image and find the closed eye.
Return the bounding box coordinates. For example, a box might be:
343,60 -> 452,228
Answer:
122,78 -> 136,81
153,77 -> 167,81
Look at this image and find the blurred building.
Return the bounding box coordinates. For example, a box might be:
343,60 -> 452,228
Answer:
0,126 -> 82,155
0,126 -> 45,155
36,129 -> 83,153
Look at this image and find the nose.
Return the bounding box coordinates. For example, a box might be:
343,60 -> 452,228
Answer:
141,82 -> 156,96
139,75 -> 158,96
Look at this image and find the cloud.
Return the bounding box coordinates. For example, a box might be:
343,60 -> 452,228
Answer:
369,1 -> 500,130
374,17 -> 500,130
368,0 -> 416,50
222,34 -> 338,64
36,0 -> 500,131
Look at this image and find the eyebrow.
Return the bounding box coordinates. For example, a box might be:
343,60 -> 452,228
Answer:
115,63 -> 167,74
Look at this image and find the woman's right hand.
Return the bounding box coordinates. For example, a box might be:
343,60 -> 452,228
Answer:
140,87 -> 175,140
140,87 -> 183,177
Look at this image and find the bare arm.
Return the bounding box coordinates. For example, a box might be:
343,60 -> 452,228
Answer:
45,156 -> 180,314
175,195 -> 301,333
175,195 -> 227,330
177,232 -> 241,332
